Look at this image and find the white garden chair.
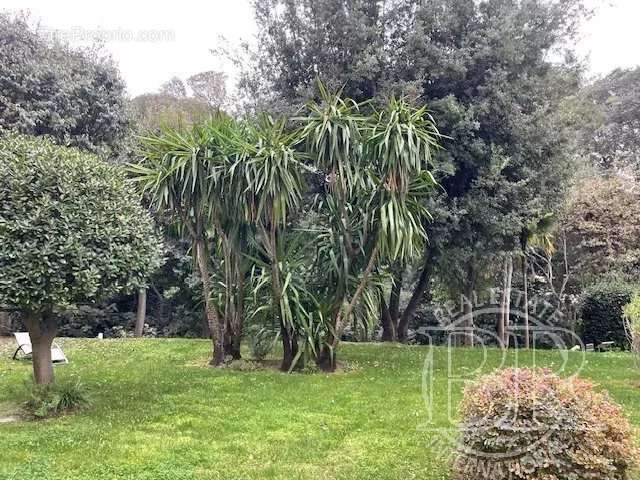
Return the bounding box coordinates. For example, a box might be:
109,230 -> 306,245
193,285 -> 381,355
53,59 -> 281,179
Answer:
12,332 -> 68,364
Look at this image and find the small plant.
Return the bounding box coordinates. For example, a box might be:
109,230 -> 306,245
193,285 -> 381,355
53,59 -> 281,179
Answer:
454,368 -> 636,480
248,326 -> 277,361
24,378 -> 90,419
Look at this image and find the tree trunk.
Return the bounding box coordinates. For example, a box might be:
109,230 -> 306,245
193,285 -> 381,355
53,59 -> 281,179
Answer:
316,343 -> 335,372
388,267 -> 403,325
195,240 -> 225,366
498,256 -> 513,349
397,247 -> 437,342
280,323 -> 299,372
231,252 -> 245,360
134,288 -> 147,337
333,244 -> 380,348
498,257 -> 508,348
462,282 -> 474,347
0,311 -> 11,336
23,313 -> 57,385
505,256 -> 513,348
201,307 -> 211,339
380,297 -> 397,341
522,255 -> 530,349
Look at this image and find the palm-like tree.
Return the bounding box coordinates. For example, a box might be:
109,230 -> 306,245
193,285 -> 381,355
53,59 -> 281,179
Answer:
300,84 -> 440,370
130,116 -> 242,365
520,213 -> 556,349
238,115 -> 306,371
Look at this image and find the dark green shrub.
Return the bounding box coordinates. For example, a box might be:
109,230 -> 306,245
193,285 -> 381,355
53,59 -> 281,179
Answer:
454,368 -> 636,480
579,281 -> 635,349
24,379 -> 91,418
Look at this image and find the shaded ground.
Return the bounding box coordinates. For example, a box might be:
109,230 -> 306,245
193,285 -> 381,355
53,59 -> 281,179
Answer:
0,338 -> 638,479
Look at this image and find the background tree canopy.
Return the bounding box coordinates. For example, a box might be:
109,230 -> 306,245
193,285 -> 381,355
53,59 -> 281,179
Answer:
0,14 -> 131,158
238,0 -> 587,339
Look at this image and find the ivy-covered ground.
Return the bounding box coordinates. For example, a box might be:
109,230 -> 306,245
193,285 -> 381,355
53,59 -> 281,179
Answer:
0,338 -> 638,480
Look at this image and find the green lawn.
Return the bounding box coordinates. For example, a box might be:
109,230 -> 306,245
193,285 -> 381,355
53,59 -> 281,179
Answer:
0,338 -> 638,480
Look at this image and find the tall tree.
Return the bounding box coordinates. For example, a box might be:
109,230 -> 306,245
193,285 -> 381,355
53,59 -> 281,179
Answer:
0,13 -> 131,158
242,0 -> 386,112
130,93 -> 212,134
160,77 -> 188,98
240,117 -> 306,371
563,175 -> 640,286
300,86 -> 440,369
186,71 -> 227,109
131,118 -> 240,366
246,0 -> 587,342
580,67 -> 640,173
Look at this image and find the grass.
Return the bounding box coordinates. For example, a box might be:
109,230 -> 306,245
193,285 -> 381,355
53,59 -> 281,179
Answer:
0,338 -> 638,480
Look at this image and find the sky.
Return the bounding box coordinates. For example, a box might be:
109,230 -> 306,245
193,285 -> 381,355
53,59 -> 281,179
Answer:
3,0 -> 640,97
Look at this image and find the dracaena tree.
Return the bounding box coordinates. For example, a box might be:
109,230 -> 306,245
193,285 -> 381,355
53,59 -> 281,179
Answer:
131,115 -> 249,366
300,85 -> 440,371
238,116 -> 306,371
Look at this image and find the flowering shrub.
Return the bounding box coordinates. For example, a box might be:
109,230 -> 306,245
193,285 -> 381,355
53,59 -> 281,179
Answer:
454,368 -> 636,480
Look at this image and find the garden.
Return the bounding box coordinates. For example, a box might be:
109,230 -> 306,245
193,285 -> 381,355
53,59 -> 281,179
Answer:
1,1 -> 640,479
1,340 -> 638,480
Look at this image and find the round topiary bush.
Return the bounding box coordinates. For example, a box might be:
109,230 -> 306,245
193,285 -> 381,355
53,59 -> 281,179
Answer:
0,135 -> 163,384
579,281 -> 635,349
454,368 -> 636,480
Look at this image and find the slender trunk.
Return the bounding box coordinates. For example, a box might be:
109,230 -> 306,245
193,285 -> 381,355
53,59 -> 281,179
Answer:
462,281 -> 474,347
320,244 -> 380,372
201,307 -> 211,339
380,297 -> 396,341
398,248 -> 437,342
498,257 -> 508,348
0,311 -> 10,336
280,325 -> 299,372
263,223 -> 298,371
522,255 -> 530,349
134,288 -> 147,337
23,313 -> 57,385
195,239 -> 225,366
505,256 -> 513,348
231,257 -> 244,360
388,267 -> 403,328
333,243 -> 380,348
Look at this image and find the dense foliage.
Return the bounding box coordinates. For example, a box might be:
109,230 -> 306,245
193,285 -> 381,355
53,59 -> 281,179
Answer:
623,295 -> 640,363
579,281 -> 635,349
455,368 -> 636,480
0,14 -> 131,158
130,93 -> 212,133
132,86 -> 440,370
580,67 -> 640,172
243,0 -> 587,341
0,136 -> 162,312
563,176 -> 640,285
0,135 -> 163,383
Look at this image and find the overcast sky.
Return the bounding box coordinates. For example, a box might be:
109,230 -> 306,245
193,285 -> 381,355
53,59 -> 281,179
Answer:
3,0 -> 640,97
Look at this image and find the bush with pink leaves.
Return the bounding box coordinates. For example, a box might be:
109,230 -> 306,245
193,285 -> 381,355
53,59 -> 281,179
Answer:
454,368 -> 636,480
